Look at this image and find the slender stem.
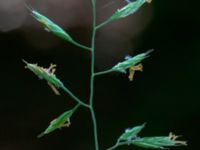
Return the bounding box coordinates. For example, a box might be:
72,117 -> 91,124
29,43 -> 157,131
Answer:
107,143 -> 119,150
72,103 -> 81,113
70,40 -> 92,51
89,0 -> 99,150
90,106 -> 99,150
61,85 -> 90,108
94,69 -> 113,76
96,18 -> 113,30
107,141 -> 128,150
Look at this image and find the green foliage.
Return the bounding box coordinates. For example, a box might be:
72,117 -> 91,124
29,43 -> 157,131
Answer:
132,134 -> 187,149
119,123 -> 145,141
38,104 -> 79,138
96,0 -> 152,29
107,125 -> 186,150
23,1 -> 187,150
95,50 -> 154,78
112,49 -> 154,73
32,10 -> 73,42
110,0 -> 150,20
23,60 -> 63,89
31,10 -> 91,51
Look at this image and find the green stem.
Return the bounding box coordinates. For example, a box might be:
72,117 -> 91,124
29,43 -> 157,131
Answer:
96,18 -> 113,30
72,103 -> 81,113
90,106 -> 99,150
89,0 -> 99,150
94,69 -> 113,76
107,141 -> 128,150
107,143 -> 119,150
70,40 -> 91,51
61,85 -> 90,108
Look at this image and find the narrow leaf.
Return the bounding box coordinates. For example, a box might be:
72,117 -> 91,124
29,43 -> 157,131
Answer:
119,123 -> 145,141
38,109 -> 74,138
38,104 -> 80,138
132,133 -> 187,149
112,49 -> 154,73
23,60 -> 64,94
31,10 -> 73,42
110,0 -> 151,20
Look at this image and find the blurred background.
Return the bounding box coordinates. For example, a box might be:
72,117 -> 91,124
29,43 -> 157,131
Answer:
0,0 -> 199,150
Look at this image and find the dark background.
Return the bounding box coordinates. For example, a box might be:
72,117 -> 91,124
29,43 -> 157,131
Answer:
0,0 -> 199,150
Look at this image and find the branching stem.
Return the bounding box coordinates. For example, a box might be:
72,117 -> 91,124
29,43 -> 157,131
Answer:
89,0 -> 99,150
61,85 -> 90,108
96,18 -> 113,30
94,69 -> 113,76
107,140 -> 128,150
70,40 -> 91,51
